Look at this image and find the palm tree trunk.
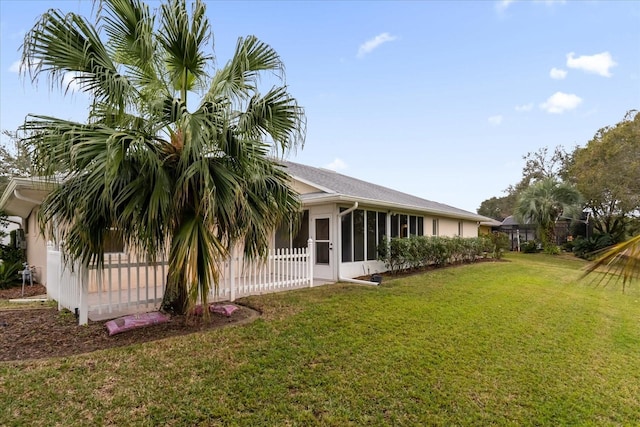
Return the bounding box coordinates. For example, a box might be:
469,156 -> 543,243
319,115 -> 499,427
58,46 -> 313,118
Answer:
161,272 -> 188,314
160,224 -> 190,315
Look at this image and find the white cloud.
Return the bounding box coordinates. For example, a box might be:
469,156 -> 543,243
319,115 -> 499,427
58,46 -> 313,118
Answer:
9,58 -> 41,74
9,59 -> 85,93
540,92 -> 582,114
488,115 -> 503,126
324,158 -> 348,171
566,52 -> 617,77
496,0 -> 564,13
515,103 -> 534,112
357,33 -> 397,58
62,72 -> 84,93
8,60 -> 21,73
495,0 -> 515,13
549,67 -> 567,80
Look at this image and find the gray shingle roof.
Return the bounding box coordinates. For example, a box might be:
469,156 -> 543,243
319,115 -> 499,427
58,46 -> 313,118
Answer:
281,161 -> 486,221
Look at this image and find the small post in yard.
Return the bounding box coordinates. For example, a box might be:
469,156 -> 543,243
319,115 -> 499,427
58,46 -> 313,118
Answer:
78,264 -> 89,325
307,238 -> 314,287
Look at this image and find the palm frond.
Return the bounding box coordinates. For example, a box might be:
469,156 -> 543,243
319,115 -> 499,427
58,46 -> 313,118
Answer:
206,35 -> 284,104
236,86 -> 306,154
582,234 -> 640,291
22,8 -> 135,116
157,0 -> 212,98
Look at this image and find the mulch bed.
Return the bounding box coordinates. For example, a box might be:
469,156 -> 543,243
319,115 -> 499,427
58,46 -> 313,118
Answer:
0,283 -> 47,299
0,289 -> 259,362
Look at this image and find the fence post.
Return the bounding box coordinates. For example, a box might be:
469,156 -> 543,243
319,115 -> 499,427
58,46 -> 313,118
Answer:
78,264 -> 89,325
230,255 -> 236,301
307,238 -> 314,287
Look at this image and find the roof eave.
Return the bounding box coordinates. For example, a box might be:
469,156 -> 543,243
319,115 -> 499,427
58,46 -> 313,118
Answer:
301,193 -> 485,222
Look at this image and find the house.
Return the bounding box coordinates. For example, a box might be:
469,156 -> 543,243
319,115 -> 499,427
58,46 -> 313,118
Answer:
1,162 -> 490,285
1,162 -> 489,322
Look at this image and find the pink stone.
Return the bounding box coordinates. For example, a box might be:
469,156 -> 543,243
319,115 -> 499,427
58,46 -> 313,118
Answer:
209,304 -> 238,317
105,311 -> 170,336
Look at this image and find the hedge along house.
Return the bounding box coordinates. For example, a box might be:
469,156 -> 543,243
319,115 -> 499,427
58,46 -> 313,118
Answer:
279,161 -> 489,282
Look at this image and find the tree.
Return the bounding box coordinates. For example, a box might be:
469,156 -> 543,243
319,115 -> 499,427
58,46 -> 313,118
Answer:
0,130 -> 33,196
20,0 -> 306,314
477,195 -> 515,221
477,146 -> 570,221
514,178 -> 582,251
566,111 -> 640,241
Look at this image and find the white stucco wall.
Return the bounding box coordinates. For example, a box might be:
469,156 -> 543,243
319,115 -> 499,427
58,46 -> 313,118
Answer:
25,208 -> 48,285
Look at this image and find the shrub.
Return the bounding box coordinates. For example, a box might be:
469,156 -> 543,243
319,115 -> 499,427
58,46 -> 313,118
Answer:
543,245 -> 561,255
0,260 -> 22,289
486,232 -> 509,259
378,235 -> 496,275
521,240 -> 539,253
0,242 -> 26,265
378,236 -> 412,274
573,234 -> 615,260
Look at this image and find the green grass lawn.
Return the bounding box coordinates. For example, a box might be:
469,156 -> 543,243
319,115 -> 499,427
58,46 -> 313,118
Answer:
2,253 -> 639,426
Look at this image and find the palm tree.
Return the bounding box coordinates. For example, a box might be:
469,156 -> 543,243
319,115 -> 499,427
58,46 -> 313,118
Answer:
514,178 -> 582,251
582,234 -> 640,290
20,0 -> 305,314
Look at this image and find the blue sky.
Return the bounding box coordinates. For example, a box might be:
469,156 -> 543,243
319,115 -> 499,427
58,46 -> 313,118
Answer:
1,0 -> 639,213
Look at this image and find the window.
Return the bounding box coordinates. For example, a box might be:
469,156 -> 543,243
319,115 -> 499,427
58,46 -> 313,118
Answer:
377,212 -> 387,246
432,219 -> 439,236
341,210 -> 352,262
292,211 -> 310,248
366,211 -> 377,261
391,214 -> 399,238
275,210 -> 309,250
458,221 -> 463,237
400,215 -> 408,238
391,214 -> 423,238
353,209 -> 365,261
341,208 -> 387,263
104,229 -> 126,253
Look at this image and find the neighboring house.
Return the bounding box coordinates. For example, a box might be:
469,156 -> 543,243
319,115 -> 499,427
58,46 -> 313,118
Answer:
499,215 -> 537,251
498,215 -> 572,251
478,218 -> 502,235
0,162 -> 489,285
0,178 -> 56,282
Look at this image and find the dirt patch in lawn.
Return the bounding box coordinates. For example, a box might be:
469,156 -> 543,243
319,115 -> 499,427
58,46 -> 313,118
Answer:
0,298 -> 259,362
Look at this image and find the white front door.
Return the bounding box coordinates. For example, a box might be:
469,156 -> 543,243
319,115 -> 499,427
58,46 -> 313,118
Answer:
312,215 -> 333,280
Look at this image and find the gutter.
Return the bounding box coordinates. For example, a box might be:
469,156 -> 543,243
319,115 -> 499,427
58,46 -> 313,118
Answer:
14,189 -> 43,205
302,193 -> 484,222
336,202 -> 379,286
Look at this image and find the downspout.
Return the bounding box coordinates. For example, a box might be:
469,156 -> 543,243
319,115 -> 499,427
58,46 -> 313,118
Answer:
337,202 -> 379,286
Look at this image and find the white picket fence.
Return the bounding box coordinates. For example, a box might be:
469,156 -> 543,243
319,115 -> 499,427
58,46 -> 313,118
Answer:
46,239 -> 314,325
